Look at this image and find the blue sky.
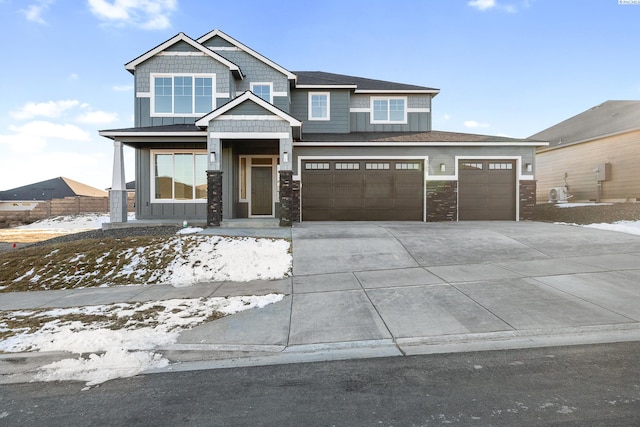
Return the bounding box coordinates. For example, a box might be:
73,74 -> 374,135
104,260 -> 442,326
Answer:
0,0 -> 638,191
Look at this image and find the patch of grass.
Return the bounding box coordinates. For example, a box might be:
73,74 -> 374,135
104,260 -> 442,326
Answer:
0,235 -> 179,293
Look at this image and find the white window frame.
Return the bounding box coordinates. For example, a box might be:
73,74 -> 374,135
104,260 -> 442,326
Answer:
308,92 -> 330,121
250,82 -> 273,103
370,96 -> 408,124
150,149 -> 208,203
150,73 -> 216,117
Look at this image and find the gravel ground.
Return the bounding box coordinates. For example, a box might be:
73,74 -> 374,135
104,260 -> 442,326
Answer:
534,202 -> 640,224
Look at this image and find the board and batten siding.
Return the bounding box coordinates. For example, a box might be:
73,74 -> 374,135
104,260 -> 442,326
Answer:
349,94 -> 432,132
536,130 -> 640,202
290,90 -> 350,133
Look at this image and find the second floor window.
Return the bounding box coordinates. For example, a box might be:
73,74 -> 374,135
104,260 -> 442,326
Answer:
371,97 -> 407,124
251,83 -> 273,103
152,74 -> 214,116
308,92 -> 330,120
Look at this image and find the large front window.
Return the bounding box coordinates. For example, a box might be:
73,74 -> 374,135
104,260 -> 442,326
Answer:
153,152 -> 207,201
152,74 -> 214,116
371,97 -> 407,124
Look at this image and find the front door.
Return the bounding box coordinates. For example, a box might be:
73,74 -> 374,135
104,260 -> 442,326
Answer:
251,166 -> 273,216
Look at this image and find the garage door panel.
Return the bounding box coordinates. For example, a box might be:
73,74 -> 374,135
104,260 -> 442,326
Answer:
302,159 -> 423,221
458,160 -> 516,221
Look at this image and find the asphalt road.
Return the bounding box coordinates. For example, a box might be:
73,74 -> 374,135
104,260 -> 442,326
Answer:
2,342 -> 639,426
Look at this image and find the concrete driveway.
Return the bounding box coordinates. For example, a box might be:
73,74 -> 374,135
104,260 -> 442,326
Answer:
286,221 -> 640,355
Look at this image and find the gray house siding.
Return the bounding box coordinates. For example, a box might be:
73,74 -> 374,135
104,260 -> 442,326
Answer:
290,90 -> 350,133
292,145 -> 534,176
135,55 -> 234,127
349,94 -> 432,132
200,45 -> 291,113
135,146 -> 208,221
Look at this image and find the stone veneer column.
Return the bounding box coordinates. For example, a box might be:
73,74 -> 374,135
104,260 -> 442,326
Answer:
109,140 -> 127,223
279,170 -> 295,227
207,170 -> 223,226
519,180 -> 537,220
426,181 -> 458,221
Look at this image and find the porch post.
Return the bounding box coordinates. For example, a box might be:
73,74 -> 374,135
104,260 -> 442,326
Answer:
109,140 -> 127,223
207,171 -> 223,226
279,135 -> 296,227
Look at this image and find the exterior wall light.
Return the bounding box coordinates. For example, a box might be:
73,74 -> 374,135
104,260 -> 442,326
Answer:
439,163 -> 446,173
283,152 -> 289,163
525,163 -> 532,172
210,151 -> 216,163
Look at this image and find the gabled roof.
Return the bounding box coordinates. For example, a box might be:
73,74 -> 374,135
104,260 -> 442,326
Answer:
0,177 -> 107,201
294,71 -> 440,94
99,123 -> 206,139
124,32 -> 243,78
197,29 -> 296,80
195,91 -> 302,127
529,100 -> 640,149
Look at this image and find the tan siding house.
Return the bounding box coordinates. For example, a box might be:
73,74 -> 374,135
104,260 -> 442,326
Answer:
530,101 -> 640,203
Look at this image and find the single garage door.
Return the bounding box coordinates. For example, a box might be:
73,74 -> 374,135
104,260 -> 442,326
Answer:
458,160 -> 516,220
302,160 -> 423,221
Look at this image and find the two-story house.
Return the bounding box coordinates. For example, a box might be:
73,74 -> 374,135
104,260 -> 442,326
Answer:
100,29 -> 546,226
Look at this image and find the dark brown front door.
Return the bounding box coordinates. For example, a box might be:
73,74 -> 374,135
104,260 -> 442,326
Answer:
458,160 -> 516,220
302,160 -> 423,221
251,166 -> 272,216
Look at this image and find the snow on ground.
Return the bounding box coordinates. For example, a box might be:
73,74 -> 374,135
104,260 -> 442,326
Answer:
1,295 -> 284,387
1,213 -> 291,386
554,202 -> 613,208
16,213 -> 135,231
582,221 -> 640,236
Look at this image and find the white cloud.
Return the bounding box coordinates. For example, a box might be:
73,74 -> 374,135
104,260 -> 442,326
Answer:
21,1 -> 53,24
468,0 -> 495,11
443,113 -> 451,121
112,84 -> 133,92
464,120 -> 490,129
87,0 -> 177,30
69,73 -> 79,80
76,110 -> 119,124
11,100 -> 81,120
0,121 -> 91,154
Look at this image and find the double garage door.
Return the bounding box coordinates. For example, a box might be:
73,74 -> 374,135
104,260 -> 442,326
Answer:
302,160 -> 424,221
301,159 -> 517,221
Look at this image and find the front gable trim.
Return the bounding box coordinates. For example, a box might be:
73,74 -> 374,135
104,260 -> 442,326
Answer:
197,29 -> 296,80
125,32 -> 242,78
195,91 -> 302,127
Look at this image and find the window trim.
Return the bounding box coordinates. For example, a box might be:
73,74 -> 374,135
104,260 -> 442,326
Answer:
250,82 -> 273,103
370,96 -> 407,124
308,92 -> 330,121
150,150 -> 208,203
150,73 -> 216,117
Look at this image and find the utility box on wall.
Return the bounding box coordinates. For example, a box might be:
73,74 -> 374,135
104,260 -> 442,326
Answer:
596,162 -> 612,182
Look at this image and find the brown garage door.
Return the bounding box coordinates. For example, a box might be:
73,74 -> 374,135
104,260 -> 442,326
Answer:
302,160 -> 423,221
458,160 -> 516,220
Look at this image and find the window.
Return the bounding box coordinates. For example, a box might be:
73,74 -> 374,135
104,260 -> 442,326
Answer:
365,162 -> 390,170
489,162 -> 513,170
371,97 -> 407,124
308,92 -> 330,120
335,162 -> 360,170
251,83 -> 272,103
461,162 -> 483,170
305,162 -> 330,170
152,74 -> 214,116
153,152 -> 207,201
395,162 -> 421,170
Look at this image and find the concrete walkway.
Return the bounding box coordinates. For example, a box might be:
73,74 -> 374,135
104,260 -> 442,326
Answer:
3,221 -> 640,378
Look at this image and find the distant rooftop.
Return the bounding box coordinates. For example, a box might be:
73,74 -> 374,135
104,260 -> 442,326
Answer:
0,177 -> 107,201
529,100 -> 640,149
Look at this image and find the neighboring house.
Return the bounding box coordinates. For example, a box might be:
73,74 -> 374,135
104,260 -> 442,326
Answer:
0,177 -> 107,201
530,101 -> 640,203
100,30 -> 546,226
